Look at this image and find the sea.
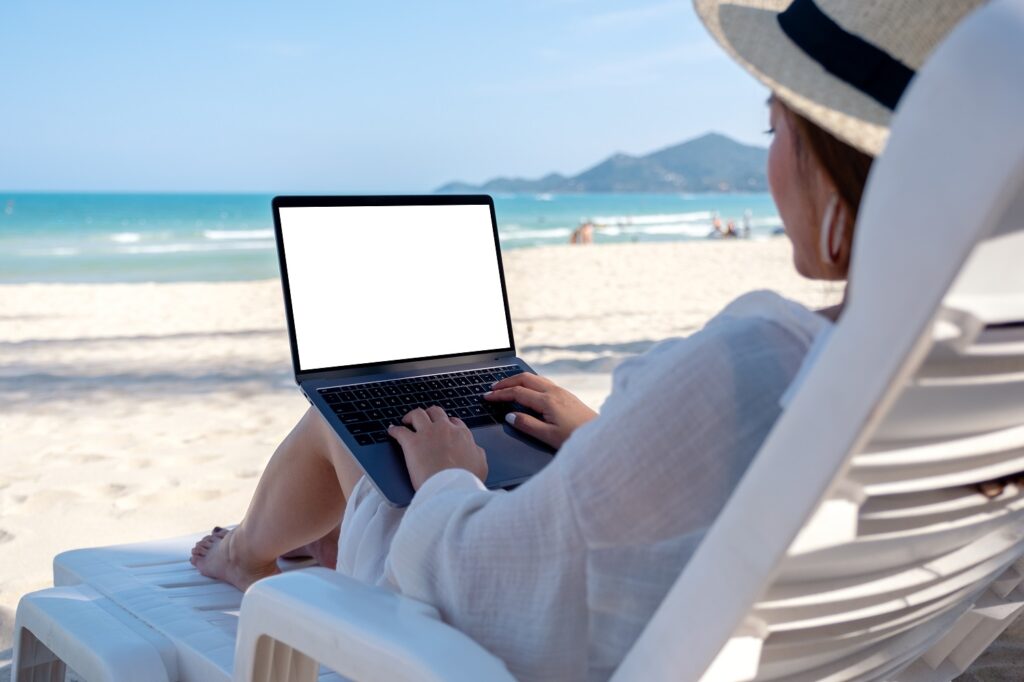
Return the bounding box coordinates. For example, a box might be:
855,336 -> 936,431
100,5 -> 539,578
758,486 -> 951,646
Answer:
0,193 -> 781,284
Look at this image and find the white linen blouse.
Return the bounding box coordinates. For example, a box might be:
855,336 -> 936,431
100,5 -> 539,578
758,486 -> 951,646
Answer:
336,290 -> 831,681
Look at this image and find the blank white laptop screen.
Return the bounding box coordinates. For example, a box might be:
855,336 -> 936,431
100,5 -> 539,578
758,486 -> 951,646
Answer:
279,203 -> 512,372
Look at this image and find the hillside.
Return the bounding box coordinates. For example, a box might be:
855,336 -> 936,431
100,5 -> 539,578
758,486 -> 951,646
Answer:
436,132 -> 768,193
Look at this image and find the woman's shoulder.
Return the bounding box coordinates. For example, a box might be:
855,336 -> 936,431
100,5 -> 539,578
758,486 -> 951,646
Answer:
708,289 -> 830,346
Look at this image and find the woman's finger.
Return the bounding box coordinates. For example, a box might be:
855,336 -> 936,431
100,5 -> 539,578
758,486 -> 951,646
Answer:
504,412 -> 556,443
484,385 -> 547,413
449,416 -> 466,428
425,405 -> 448,422
402,407 -> 431,431
491,372 -> 548,392
388,424 -> 413,447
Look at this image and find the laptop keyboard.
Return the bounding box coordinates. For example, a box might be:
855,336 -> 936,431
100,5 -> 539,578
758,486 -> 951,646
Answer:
317,365 -> 526,447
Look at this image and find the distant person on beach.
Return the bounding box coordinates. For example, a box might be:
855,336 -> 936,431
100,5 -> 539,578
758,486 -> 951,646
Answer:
710,212 -> 737,239
191,3 -> 988,680
569,221 -> 594,245
710,211 -> 724,237
742,209 -> 753,238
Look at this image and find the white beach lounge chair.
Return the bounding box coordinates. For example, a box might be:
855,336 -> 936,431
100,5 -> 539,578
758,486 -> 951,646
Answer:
13,1 -> 1024,680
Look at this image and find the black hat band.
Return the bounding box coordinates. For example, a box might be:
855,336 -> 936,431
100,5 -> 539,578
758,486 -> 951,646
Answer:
777,0 -> 916,110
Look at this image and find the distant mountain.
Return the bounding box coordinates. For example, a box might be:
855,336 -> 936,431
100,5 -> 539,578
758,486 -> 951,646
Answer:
436,133 -> 768,194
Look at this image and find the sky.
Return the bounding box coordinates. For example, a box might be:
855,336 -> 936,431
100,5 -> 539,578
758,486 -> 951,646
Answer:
0,1 -> 771,193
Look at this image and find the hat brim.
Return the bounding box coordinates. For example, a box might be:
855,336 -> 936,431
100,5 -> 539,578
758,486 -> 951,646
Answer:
695,0 -> 891,156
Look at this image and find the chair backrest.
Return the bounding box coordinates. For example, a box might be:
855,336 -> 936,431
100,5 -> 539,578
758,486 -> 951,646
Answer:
613,2 -> 1024,680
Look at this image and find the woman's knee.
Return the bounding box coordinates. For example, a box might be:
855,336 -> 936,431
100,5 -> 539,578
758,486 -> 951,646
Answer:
301,407 -> 364,495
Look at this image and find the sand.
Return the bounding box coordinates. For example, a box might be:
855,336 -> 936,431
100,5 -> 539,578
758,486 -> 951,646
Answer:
0,238 -> 1018,679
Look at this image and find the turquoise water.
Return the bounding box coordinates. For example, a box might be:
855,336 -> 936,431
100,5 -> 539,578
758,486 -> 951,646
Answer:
0,193 -> 781,284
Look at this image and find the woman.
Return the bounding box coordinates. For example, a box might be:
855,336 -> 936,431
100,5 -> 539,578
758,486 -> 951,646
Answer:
192,1 -> 985,679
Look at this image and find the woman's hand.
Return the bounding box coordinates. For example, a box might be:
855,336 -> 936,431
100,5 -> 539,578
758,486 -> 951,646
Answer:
485,373 -> 598,449
389,406 -> 488,490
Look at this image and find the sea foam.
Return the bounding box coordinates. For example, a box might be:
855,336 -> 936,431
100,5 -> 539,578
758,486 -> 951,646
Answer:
203,229 -> 274,241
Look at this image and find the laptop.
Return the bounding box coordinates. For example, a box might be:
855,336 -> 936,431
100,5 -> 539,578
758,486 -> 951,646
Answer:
272,194 -> 556,506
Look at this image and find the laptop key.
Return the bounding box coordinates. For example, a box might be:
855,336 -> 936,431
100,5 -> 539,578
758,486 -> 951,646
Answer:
385,396 -> 403,407
355,434 -> 374,446
454,407 -> 473,418
468,405 -> 488,417
370,398 -> 387,408
382,407 -> 399,417
346,421 -> 384,435
354,399 -> 371,411
331,402 -> 355,413
338,390 -> 356,402
366,409 -> 385,420
339,411 -> 367,424
353,389 -> 370,399
371,431 -> 389,443
322,393 -> 340,403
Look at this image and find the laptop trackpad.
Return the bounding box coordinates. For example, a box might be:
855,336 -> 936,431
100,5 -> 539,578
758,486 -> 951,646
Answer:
472,423 -> 557,488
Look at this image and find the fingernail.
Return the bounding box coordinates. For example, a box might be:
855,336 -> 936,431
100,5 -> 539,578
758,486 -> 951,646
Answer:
483,391 -> 492,397
505,413 -> 516,425
490,382 -> 499,389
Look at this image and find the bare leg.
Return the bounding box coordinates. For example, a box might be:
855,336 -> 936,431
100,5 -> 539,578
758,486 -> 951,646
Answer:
191,408 -> 364,590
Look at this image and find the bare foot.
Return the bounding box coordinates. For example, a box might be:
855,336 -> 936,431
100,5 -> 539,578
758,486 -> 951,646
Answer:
190,526 -> 279,591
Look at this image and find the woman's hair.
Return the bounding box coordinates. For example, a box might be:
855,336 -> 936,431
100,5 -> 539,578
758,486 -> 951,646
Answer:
783,103 -> 875,221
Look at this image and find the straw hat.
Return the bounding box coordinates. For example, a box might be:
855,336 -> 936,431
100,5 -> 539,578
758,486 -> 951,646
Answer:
694,0 -> 986,156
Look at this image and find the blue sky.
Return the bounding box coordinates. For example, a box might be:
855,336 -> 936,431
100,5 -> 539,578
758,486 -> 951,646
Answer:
0,1 -> 770,192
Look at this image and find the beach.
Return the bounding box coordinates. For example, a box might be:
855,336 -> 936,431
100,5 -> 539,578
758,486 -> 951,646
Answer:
1,238 -> 1018,679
